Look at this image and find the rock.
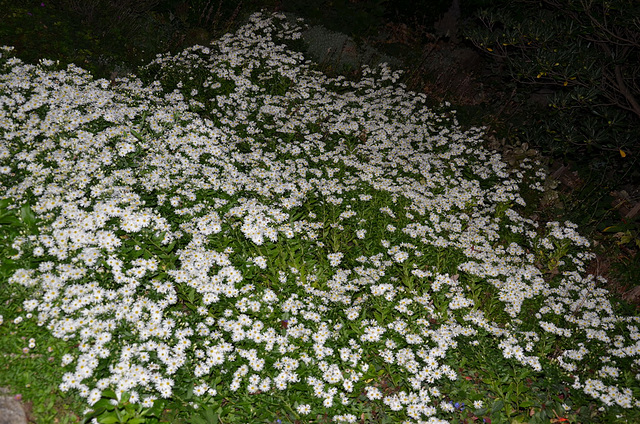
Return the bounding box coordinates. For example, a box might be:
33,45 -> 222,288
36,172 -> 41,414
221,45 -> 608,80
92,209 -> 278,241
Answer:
185,27 -> 211,46
434,0 -> 461,42
0,388 -> 27,424
298,20 -> 402,73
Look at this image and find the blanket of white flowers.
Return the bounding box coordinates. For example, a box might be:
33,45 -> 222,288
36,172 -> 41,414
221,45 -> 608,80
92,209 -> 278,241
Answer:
1,11 -> 638,423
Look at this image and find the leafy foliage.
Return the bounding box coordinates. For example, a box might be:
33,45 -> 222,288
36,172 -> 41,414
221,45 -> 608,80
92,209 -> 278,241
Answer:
463,0 -> 640,182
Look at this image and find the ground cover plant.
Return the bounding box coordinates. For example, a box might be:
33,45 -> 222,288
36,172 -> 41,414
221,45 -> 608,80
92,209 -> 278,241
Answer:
1,11 -> 640,424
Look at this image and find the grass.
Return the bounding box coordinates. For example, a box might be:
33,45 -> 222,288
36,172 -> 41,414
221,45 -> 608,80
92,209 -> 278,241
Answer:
1,5 -> 639,424
0,199 -> 86,422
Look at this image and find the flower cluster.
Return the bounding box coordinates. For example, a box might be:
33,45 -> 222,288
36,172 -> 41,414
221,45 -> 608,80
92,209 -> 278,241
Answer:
2,11 -> 640,423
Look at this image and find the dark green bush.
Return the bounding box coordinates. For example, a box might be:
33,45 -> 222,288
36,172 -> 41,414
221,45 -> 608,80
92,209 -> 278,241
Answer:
48,0 -> 160,40
463,0 -> 640,182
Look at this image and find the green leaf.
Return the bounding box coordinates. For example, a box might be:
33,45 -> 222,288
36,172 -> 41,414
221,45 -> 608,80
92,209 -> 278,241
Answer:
93,399 -> 114,411
102,389 -> 118,399
518,369 -> 531,379
0,215 -> 20,226
492,399 -> 504,414
131,129 -> 145,141
603,225 -> 625,233
506,382 -> 515,402
19,204 -> 38,232
97,414 -> 120,424
145,399 -> 165,417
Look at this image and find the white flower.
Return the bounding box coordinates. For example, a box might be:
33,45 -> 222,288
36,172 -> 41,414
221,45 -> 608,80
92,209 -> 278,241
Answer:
440,401 -> 455,412
323,396 -> 333,408
345,307 -> 360,321
366,386 -> 382,400
393,251 -> 409,263
252,256 -> 267,269
360,325 -> 386,342
327,252 -> 344,267
296,404 -> 311,415
193,383 -> 209,396
88,388 -> 102,406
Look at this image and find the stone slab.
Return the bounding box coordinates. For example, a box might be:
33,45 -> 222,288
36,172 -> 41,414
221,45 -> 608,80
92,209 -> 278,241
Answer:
0,388 -> 27,424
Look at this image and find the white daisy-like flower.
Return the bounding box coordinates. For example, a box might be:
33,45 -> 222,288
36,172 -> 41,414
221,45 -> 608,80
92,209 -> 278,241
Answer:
327,252 -> 344,267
